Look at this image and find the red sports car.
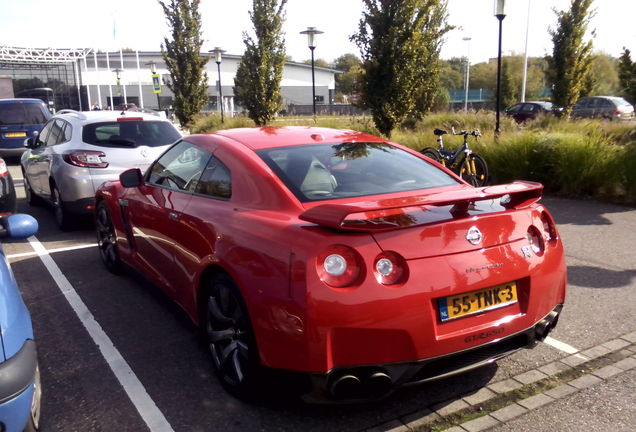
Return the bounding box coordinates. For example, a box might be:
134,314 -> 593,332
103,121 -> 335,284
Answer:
95,127 -> 566,402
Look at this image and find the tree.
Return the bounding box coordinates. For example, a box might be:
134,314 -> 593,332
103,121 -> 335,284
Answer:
333,53 -> 362,98
351,0 -> 452,137
500,59 -> 517,109
618,48 -> 636,104
546,0 -> 595,117
303,58 -> 330,68
581,52 -> 620,97
159,0 -> 209,127
234,0 -> 288,126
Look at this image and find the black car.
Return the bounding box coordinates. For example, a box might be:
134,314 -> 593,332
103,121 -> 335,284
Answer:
0,157 -> 16,214
505,101 -> 554,123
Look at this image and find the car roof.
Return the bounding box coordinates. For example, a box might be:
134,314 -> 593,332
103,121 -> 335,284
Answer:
213,126 -> 386,150
0,98 -> 47,105
53,110 -> 168,125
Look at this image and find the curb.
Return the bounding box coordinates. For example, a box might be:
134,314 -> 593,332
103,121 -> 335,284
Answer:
364,331 -> 636,432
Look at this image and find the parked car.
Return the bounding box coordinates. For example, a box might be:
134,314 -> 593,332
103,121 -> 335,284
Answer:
95,127 -> 567,402
571,96 -> 635,120
504,101 -> 554,123
21,109 -> 181,230
0,99 -> 51,157
0,213 -> 40,431
0,157 -> 16,214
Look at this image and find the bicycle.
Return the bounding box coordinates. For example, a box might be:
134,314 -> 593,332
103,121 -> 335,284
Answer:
420,127 -> 489,187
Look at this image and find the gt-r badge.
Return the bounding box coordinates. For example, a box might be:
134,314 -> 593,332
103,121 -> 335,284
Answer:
466,226 -> 483,245
521,245 -> 532,258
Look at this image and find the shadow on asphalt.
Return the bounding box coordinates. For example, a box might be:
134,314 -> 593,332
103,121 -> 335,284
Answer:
567,264 -> 636,289
542,196 -> 634,227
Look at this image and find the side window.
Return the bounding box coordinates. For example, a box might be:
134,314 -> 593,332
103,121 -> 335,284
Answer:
147,141 -> 211,191
45,119 -> 66,146
36,121 -> 54,145
194,156 -> 232,199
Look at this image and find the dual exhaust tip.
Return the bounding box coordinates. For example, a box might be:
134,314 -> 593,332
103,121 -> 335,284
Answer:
535,310 -> 560,341
329,370 -> 393,400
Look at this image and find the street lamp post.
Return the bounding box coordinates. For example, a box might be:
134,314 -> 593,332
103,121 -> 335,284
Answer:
462,37 -> 472,112
210,47 -> 226,123
300,26 -> 324,120
494,0 -> 506,134
145,61 -> 161,111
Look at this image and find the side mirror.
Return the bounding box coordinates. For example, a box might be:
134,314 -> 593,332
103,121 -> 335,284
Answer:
120,168 -> 144,188
0,214 -> 39,240
24,137 -> 36,148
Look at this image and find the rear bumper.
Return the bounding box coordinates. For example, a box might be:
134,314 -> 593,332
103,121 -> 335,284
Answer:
301,305 -> 563,403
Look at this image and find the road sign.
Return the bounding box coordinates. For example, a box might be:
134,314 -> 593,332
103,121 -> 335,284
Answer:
152,74 -> 162,94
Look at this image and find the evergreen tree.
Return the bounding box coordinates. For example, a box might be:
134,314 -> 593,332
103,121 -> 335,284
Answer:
500,59 -> 517,109
546,0 -> 595,117
351,0 -> 452,137
159,0 -> 209,127
618,48 -> 636,104
234,0 -> 287,126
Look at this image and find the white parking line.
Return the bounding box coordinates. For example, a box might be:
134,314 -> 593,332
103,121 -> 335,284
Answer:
543,336 -> 582,355
28,236 -> 174,432
6,243 -> 95,260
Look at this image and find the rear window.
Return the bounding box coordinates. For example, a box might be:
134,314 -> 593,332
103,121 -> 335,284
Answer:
257,142 -> 458,202
0,102 -> 49,125
82,121 -> 181,147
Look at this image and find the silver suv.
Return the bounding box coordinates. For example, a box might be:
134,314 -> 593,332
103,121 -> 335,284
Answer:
571,96 -> 634,120
21,110 -> 181,229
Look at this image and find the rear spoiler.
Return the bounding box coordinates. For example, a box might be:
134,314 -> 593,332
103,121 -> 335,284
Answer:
299,181 -> 543,231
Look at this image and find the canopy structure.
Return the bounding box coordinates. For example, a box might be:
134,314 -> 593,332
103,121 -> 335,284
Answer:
0,46 -> 91,66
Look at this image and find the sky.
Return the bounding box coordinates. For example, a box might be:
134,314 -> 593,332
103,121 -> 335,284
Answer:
1,0 -> 635,65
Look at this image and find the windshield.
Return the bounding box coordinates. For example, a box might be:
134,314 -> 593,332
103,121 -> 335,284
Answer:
82,121 -> 181,148
257,142 -> 458,202
0,102 -> 49,126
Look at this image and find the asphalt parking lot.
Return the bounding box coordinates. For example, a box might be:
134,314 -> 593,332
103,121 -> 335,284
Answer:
3,158 -> 635,431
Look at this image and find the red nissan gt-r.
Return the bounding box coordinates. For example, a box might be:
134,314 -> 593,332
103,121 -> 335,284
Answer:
95,127 -> 566,402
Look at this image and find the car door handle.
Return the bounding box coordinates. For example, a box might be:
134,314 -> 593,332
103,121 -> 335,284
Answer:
168,212 -> 179,220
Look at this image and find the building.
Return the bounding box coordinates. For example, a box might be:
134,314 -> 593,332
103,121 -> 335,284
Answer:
0,47 -> 339,115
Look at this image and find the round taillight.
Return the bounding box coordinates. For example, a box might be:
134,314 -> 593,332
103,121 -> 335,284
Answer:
527,226 -> 544,256
317,245 -> 363,288
373,251 -> 408,285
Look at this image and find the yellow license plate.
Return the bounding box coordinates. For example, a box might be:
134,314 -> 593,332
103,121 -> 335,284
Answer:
5,132 -> 27,138
438,282 -> 518,322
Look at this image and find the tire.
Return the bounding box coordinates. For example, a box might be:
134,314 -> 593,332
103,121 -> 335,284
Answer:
24,365 -> 41,432
420,147 -> 442,163
96,201 -> 122,274
202,274 -> 260,398
459,154 -> 488,187
51,184 -> 74,231
23,174 -> 41,207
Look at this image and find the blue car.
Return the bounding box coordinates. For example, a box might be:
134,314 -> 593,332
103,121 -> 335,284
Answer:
0,214 -> 40,431
0,99 -> 51,157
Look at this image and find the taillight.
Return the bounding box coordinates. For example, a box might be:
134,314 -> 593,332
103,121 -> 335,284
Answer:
0,159 -> 8,177
540,211 -> 558,244
117,117 -> 143,122
373,251 -> 408,285
527,226 -> 544,256
317,245 -> 363,288
63,151 -> 108,168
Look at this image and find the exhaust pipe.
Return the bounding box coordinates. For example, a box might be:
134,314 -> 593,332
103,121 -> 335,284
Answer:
366,371 -> 393,398
535,310 -> 560,341
329,374 -> 361,400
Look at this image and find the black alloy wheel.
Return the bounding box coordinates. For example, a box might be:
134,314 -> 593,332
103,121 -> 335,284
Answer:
204,274 -> 258,396
96,201 -> 122,274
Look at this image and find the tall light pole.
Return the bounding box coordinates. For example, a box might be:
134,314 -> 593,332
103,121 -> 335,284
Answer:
300,26 -> 324,120
145,61 -> 162,111
521,0 -> 531,102
494,0 -> 506,134
463,37 -> 472,112
210,47 -> 226,123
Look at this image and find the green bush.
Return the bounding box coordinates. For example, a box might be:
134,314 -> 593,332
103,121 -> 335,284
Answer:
187,110 -> 636,204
